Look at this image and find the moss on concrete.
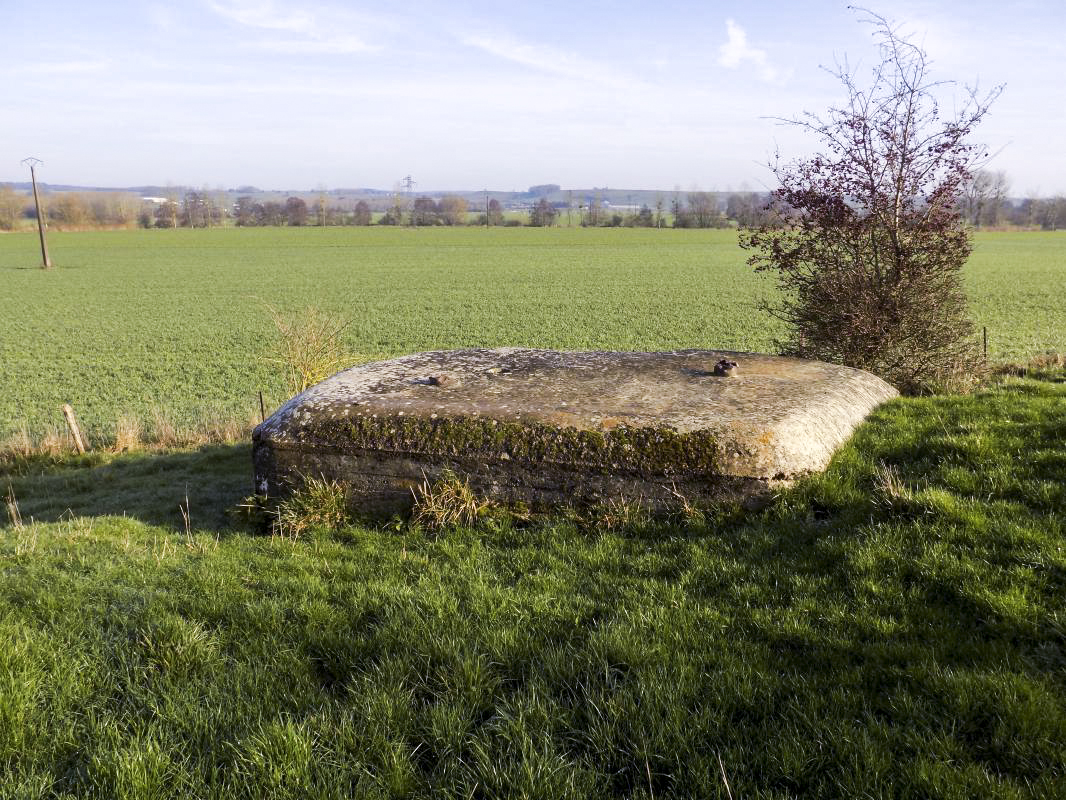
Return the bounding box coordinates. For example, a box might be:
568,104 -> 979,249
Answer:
300,413 -> 720,476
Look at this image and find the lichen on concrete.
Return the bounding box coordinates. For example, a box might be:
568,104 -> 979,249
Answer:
253,348 -> 898,515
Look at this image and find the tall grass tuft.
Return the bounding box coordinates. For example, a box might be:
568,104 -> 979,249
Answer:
586,495 -> 651,532
411,470 -> 493,530
113,415 -> 143,452
271,475 -> 351,538
263,304 -> 359,396
3,482 -> 22,529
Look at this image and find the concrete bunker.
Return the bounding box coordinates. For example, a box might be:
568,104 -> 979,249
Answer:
253,348 -> 898,516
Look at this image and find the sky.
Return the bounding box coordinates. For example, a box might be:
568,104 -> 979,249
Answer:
2,0 -> 1065,195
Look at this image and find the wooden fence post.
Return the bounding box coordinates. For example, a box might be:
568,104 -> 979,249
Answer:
62,404 -> 88,454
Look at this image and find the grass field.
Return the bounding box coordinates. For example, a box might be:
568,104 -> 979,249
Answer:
1,374 -> 1064,798
1,227 -> 1063,440
1,225 -> 1065,797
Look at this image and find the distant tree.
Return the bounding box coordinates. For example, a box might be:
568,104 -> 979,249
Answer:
627,205 -> 655,227
379,202 -> 404,225
51,193 -> 90,228
679,191 -> 727,228
726,192 -> 766,227
352,200 -> 372,226
154,200 -> 179,229
438,195 -> 468,226
654,195 -> 665,229
258,201 -> 286,227
528,198 -> 558,227
581,195 -> 604,227
741,10 -> 1001,392
88,192 -> 139,227
961,169 -> 1009,228
0,186 -> 25,230
285,196 -> 309,226
235,196 -> 257,227
528,184 -> 561,197
411,196 -> 438,226
181,191 -> 213,228
484,198 -> 504,226
671,196 -> 692,228
1032,196 -> 1066,230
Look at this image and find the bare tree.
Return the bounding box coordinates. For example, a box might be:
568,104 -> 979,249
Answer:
485,198 -> 505,226
438,195 -> 468,226
961,169 -> 1010,228
0,186 -> 24,230
528,198 -> 558,227
741,9 -> 1001,392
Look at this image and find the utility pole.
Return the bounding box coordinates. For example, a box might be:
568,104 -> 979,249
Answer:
401,175 -> 416,226
22,158 -> 52,269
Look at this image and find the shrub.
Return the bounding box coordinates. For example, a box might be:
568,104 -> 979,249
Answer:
263,305 -> 357,396
741,11 -> 1000,393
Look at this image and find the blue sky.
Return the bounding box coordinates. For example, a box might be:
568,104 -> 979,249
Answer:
2,0 -> 1064,194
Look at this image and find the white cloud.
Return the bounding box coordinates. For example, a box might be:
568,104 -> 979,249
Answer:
460,32 -> 634,90
249,36 -> 376,54
718,19 -> 788,84
205,0 -> 378,54
206,0 -> 316,34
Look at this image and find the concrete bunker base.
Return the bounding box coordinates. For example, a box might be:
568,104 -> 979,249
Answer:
253,348 -> 899,518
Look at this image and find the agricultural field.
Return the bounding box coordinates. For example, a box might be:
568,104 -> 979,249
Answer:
1,225 -> 1064,797
0,226 -> 1063,441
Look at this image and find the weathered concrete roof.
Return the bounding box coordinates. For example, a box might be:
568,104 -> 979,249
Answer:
257,348 -> 897,482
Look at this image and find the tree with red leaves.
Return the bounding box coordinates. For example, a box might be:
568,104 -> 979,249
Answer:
742,9 -> 1001,392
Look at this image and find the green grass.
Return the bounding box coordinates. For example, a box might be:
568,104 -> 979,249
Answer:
1,227 -> 1063,440
1,373 -> 1064,798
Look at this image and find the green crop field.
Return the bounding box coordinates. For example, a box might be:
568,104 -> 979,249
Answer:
1,226 -> 1063,440
1,226 -> 1065,797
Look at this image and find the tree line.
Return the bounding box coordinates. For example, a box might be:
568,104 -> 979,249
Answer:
2,181 -> 1066,232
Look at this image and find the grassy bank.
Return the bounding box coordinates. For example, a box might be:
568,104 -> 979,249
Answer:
1,227 -> 1064,440
2,372 -> 1063,798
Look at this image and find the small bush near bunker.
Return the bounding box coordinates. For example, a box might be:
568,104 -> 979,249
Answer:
264,304 -> 358,396
742,10 -> 1001,393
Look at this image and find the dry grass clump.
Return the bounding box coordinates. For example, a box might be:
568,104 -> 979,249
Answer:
995,351 -> 1066,379
668,485 -> 706,526
1,409 -> 259,464
149,408 -> 181,449
912,354 -> 989,395
263,304 -> 360,396
0,425 -> 71,463
1,428 -> 33,458
587,495 -> 650,532
411,470 -> 494,531
144,408 -> 256,450
113,415 -> 143,452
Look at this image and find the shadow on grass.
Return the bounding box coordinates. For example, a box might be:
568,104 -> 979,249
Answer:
2,443 -> 253,532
